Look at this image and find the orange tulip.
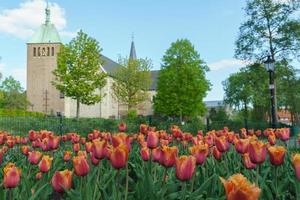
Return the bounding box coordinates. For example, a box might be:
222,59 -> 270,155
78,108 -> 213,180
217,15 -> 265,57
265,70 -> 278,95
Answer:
35,172 -> 42,180
39,155 -> 53,173
215,136 -> 229,152
73,143 -> 80,152
175,155 -> 196,181
189,144 -> 209,165
160,146 -> 178,168
63,151 -> 72,162
248,141 -> 267,164
140,124 -> 148,134
112,133 -> 132,150
268,146 -> 286,166
140,146 -> 150,161
28,151 -> 43,165
243,153 -> 256,169
21,145 -> 30,156
92,139 -> 107,160
220,173 -> 260,200
51,170 -> 73,193
85,142 -> 93,153
268,134 -> 276,146
147,131 -> 159,149
292,154 -> 300,181
3,163 -> 21,189
73,155 -> 90,176
212,146 -> 222,160
109,144 -> 129,169
234,139 -> 249,154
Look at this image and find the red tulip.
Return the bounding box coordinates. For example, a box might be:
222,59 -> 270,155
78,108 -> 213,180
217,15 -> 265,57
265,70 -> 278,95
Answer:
73,155 -> 90,176
243,153 -> 256,169
39,155 -> 53,173
140,147 -> 150,161
140,124 -> 148,134
234,139 -> 249,154
92,139 -> 107,160
147,131 -> 159,149
175,155 -> 196,181
28,151 -> 43,165
90,152 -> 100,166
189,144 -> 209,165
248,141 -> 267,164
85,142 -> 93,153
109,144 -> 129,169
152,147 -> 161,162
292,154 -> 300,181
118,122 -> 127,132
73,143 -> 80,152
3,163 -> 21,189
35,172 -> 42,180
51,170 -> 73,193
63,151 -> 72,162
215,136 -> 229,152
212,146 -> 222,160
268,134 -> 276,145
160,146 -> 178,168
268,146 -> 286,166
21,145 -> 30,156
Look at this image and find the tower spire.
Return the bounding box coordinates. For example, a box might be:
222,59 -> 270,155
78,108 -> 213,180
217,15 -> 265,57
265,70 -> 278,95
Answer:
45,0 -> 50,24
129,33 -> 137,60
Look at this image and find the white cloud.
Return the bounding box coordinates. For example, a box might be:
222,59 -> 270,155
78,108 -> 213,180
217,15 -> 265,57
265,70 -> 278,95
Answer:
0,0 -> 75,39
208,58 -> 248,71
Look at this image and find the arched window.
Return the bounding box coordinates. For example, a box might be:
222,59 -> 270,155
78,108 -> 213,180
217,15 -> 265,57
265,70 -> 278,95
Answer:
51,47 -> 54,56
33,47 -> 36,57
47,47 -> 50,56
38,47 -> 41,56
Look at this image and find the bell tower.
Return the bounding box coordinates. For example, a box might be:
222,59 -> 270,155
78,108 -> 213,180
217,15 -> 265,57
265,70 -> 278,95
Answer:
27,2 -> 64,115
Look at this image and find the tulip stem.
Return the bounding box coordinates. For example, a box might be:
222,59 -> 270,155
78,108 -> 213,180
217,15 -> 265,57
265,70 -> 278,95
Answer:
275,166 -> 278,199
125,163 -> 129,200
162,168 -> 168,186
93,165 -> 101,200
256,165 -> 259,186
181,182 -> 187,200
9,189 -> 13,200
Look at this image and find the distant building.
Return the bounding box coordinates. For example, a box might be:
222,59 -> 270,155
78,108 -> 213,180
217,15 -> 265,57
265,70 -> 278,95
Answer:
27,5 -> 155,118
204,100 -> 231,113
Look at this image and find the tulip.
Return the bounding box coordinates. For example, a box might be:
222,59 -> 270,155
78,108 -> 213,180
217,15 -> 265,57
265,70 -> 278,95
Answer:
140,147 -> 150,161
3,163 -> 21,189
28,151 -> 43,165
140,124 -> 148,134
118,122 -> 127,132
21,145 -> 30,156
39,155 -> 53,173
112,133 -> 132,151
73,143 -> 80,152
109,144 -> 129,169
35,172 -> 42,180
268,134 -> 276,146
90,152 -> 100,166
248,141 -> 267,164
189,144 -> 209,165
234,139 -> 249,154
92,139 -> 107,159
215,136 -> 229,152
212,146 -> 222,160
0,150 -> 4,166
277,128 -> 290,141
63,151 -> 72,162
243,153 -> 256,169
175,155 -> 196,181
147,131 -> 159,149
160,146 -> 178,168
220,173 -> 260,200
292,154 -> 300,181
73,155 -> 90,176
51,170 -> 73,193
268,146 -> 286,166
152,147 -> 161,162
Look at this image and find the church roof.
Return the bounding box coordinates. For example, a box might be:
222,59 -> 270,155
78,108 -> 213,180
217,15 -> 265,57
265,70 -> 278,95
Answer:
101,55 -> 122,76
129,40 -> 137,60
27,2 -> 61,44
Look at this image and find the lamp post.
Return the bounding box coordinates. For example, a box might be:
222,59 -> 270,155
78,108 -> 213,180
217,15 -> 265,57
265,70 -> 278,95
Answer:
264,56 -> 277,128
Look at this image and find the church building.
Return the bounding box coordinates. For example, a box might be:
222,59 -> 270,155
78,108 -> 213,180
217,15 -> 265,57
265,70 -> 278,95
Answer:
27,5 -> 156,118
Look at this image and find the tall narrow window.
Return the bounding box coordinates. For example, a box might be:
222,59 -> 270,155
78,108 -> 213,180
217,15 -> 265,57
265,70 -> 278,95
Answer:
47,47 -> 50,56
51,47 -> 54,56
33,47 -> 36,57
42,48 -> 46,56
38,47 -> 41,56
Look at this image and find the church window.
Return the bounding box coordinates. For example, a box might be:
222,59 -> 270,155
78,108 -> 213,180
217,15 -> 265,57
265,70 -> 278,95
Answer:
38,47 -> 41,56
47,47 -> 50,56
33,47 -> 36,57
51,47 -> 54,56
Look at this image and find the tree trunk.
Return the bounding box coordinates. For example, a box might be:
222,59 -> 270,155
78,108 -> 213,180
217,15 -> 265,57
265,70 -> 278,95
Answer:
76,98 -> 80,120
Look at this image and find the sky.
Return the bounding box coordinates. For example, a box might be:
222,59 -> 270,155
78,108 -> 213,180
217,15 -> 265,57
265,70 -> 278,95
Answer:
0,0 -> 249,101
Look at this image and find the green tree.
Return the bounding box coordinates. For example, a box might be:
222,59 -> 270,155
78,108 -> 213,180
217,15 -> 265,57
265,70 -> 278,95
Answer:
223,71 -> 252,121
0,76 -> 28,109
235,0 -> 300,61
112,57 -> 152,112
52,31 -> 107,119
154,39 -> 210,121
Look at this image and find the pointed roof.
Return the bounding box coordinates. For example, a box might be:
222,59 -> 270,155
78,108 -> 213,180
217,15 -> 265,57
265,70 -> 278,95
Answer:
129,36 -> 137,60
28,2 -> 61,44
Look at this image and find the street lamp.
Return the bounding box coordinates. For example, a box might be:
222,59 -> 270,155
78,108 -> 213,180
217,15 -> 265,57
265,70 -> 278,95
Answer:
264,56 -> 277,128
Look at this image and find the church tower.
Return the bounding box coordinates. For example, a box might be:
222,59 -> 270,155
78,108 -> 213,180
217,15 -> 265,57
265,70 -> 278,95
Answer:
27,3 -> 64,115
